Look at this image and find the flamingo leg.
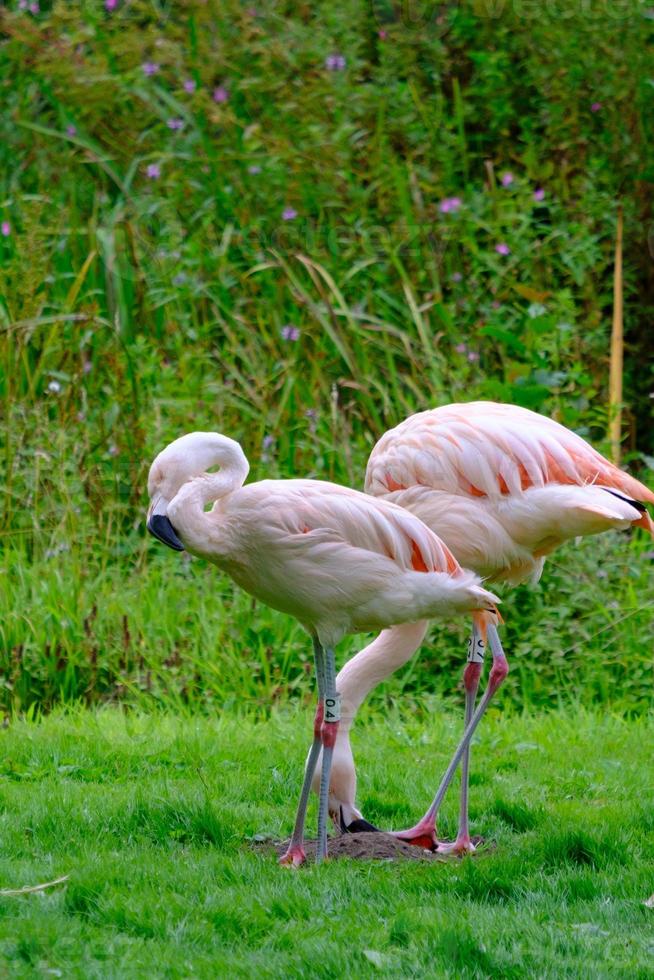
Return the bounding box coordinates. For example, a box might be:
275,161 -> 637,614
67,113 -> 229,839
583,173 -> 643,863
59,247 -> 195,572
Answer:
436,624 -> 485,855
316,645 -> 340,863
280,639 -> 326,867
393,624 -> 507,850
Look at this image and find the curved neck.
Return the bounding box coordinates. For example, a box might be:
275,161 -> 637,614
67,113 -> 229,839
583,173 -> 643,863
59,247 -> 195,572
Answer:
336,621 -> 428,733
183,468 -> 247,510
167,444 -> 249,547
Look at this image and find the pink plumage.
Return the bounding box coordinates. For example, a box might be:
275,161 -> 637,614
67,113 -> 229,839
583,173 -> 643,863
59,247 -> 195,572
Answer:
366,401 -> 654,502
365,401 -> 654,584
319,402 -> 654,850
146,430 -> 498,864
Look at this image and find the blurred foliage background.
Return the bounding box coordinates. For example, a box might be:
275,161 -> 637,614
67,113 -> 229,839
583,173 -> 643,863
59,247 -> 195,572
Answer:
1,0 -> 653,714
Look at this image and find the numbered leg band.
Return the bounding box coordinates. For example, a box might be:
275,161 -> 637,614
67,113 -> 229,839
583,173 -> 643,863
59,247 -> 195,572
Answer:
323,693 -> 342,723
467,636 -> 486,664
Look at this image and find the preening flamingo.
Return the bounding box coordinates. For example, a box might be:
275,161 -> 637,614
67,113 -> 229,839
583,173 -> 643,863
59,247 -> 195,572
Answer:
313,401 -> 654,853
146,430 -> 500,865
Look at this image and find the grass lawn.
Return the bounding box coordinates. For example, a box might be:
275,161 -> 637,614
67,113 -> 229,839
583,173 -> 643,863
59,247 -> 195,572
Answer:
1,707 -> 653,978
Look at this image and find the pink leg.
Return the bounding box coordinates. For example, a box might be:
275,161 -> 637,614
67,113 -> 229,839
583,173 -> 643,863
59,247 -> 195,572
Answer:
280,639 -> 326,867
436,660 -> 482,855
280,642 -> 340,867
437,622 -> 485,855
279,700 -> 324,867
316,716 -> 339,861
393,624 -> 508,851
393,624 -> 484,850
315,649 -> 340,863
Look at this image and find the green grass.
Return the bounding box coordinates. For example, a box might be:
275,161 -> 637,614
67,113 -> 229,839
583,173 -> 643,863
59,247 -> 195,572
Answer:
2,707 -> 654,977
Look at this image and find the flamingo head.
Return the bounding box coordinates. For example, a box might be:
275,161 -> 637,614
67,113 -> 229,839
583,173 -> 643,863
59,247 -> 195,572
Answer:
146,431 -> 248,551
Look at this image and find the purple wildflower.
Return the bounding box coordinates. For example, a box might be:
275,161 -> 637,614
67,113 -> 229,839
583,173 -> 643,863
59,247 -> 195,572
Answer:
495,243 -> 510,255
261,434 -> 275,462
281,325 -> 300,341
501,172 -> 514,187
248,164 -> 262,175
378,29 -> 387,39
66,124 -> 77,137
30,1 -> 39,11
18,1 -> 28,9
213,86 -> 229,103
183,79 -> 197,93
167,118 -> 184,131
172,273 -> 188,286
1,221 -> 10,237
142,62 -> 159,76
146,163 -> 161,180
325,54 -> 346,70
590,101 -> 602,112
454,342 -> 467,354
450,271 -> 463,282
439,196 -> 462,214
533,188 -> 545,202
467,351 -> 480,363
105,0 -> 118,9
282,207 -> 298,221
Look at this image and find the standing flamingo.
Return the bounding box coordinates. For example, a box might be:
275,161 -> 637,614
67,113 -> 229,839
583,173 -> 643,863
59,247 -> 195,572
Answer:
146,430 -> 500,865
312,401 -> 654,853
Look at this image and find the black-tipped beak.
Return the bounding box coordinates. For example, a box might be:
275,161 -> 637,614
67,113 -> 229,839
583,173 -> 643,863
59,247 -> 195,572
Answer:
339,806 -> 381,834
344,817 -> 382,834
147,514 -> 185,552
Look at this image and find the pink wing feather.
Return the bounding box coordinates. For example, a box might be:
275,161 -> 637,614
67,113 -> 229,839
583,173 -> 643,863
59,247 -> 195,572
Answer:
259,481 -> 462,577
366,402 -> 654,514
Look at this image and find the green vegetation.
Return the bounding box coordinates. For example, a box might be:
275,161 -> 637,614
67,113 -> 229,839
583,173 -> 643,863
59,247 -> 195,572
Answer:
3,522 -> 654,716
1,0 -> 653,712
2,708 -> 654,978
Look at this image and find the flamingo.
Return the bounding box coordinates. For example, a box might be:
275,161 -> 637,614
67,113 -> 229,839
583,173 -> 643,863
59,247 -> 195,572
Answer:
145,430 -> 500,865
312,401 -> 654,853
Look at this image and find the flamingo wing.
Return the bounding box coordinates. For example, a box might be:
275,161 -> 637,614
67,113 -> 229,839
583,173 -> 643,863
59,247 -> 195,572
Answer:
365,401 -> 654,507
252,480 -> 462,577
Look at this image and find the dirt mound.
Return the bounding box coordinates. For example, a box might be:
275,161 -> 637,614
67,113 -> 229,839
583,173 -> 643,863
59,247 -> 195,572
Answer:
256,832 -> 486,863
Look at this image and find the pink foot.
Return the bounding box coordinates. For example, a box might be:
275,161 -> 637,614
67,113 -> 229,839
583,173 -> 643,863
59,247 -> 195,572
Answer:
436,835 -> 476,856
391,821 -> 439,852
279,844 -> 306,868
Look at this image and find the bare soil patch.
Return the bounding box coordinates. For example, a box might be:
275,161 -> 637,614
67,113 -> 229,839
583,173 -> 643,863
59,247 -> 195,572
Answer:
254,831 -> 487,863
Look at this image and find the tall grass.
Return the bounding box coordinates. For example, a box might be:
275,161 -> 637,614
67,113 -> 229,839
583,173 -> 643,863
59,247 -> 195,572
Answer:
1,0 -> 653,712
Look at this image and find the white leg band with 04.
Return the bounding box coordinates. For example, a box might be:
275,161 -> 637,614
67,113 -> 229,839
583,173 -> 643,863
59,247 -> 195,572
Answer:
324,693 -> 342,723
